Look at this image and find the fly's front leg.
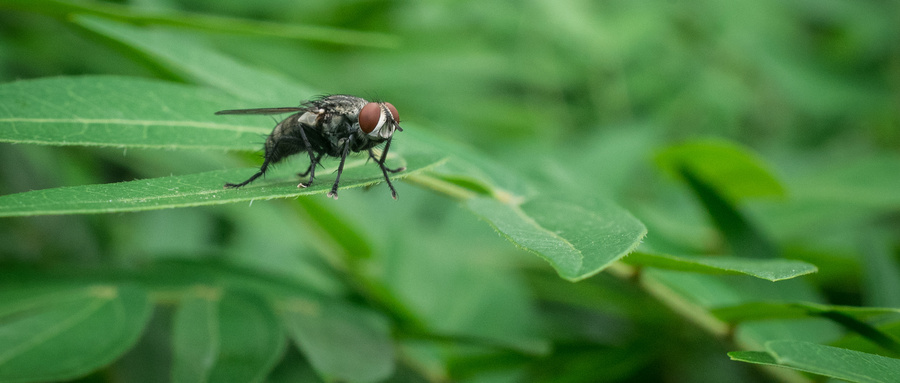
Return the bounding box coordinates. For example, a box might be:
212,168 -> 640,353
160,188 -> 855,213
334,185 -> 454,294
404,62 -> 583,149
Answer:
367,137 -> 406,173
327,136 -> 352,199
297,126 -> 317,188
369,137 -> 403,199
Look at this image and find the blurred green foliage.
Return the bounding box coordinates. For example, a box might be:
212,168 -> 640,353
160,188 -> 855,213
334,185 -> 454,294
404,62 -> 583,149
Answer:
1,0 -> 899,382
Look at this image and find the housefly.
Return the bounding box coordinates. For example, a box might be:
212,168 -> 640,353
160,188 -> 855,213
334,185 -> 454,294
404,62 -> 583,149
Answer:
217,95 -> 404,200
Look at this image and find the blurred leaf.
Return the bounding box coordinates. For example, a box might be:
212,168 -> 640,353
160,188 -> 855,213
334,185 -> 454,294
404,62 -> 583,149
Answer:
713,301 -> 900,353
712,301 -> 900,323
137,259 -> 336,299
1,0 -> 398,48
380,207 -> 549,355
655,140 -> 786,203
293,197 -> 373,260
172,289 -> 285,383
790,155 -> 900,209
0,284 -> 151,383
624,252 -> 817,281
74,16 -> 315,104
466,196 -> 647,281
0,76 -> 263,150
680,166 -> 779,259
860,232 -> 900,308
730,340 -> 900,383
280,299 -> 394,383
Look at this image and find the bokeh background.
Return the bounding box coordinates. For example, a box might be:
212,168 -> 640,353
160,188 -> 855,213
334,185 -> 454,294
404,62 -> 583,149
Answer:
1,0 -> 899,382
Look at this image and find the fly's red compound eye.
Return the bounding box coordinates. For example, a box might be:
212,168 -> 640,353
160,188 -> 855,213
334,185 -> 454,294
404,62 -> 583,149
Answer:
385,102 -> 399,122
359,102 -> 381,133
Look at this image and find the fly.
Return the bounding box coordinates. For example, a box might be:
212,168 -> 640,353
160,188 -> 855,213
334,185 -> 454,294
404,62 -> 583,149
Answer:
217,94 -> 405,200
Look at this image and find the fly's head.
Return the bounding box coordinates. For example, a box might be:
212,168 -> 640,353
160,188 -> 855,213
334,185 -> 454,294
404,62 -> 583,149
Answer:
358,102 -> 402,140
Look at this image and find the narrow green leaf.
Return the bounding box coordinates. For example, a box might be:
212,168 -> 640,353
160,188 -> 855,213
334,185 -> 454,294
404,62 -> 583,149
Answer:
712,302 -> 900,353
623,252 -> 817,281
761,340 -> 900,383
0,76 -> 264,150
655,139 -> 786,202
727,351 -> 779,366
0,284 -> 151,383
172,289 -> 285,383
466,196 -> 647,281
294,197 -> 373,260
74,16 -> 315,104
3,0 -> 399,48
680,166 -> 778,259
817,311 -> 900,354
711,301 -> 900,323
280,299 -> 394,383
0,148 -> 446,216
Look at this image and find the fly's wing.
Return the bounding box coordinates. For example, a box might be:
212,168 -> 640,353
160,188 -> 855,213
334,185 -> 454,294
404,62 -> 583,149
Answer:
215,107 -> 307,115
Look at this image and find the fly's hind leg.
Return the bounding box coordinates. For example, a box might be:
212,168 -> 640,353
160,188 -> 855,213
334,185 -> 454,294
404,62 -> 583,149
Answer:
298,152 -> 325,177
225,158 -> 271,188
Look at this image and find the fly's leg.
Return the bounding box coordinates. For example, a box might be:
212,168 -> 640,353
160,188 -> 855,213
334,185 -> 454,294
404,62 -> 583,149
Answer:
298,152 -> 325,177
297,127 -> 318,188
368,136 -> 403,199
327,137 -> 352,199
224,157 -> 271,188
367,137 -> 406,173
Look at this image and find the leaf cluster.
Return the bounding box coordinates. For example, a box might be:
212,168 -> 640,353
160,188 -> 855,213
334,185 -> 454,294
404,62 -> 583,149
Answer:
1,1 -> 899,382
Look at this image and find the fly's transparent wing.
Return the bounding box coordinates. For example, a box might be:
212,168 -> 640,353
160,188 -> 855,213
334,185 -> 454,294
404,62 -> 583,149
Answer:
215,107 -> 307,115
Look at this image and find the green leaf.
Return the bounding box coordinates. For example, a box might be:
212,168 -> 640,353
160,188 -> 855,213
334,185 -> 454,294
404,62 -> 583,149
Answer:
0,146 -> 446,217
732,340 -> 900,383
655,139 -> 786,202
280,299 -> 394,383
0,76 -> 264,150
0,284 -> 151,383
860,231 -> 900,307
623,252 -> 817,281
172,289 -> 285,383
466,196 -> 647,281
